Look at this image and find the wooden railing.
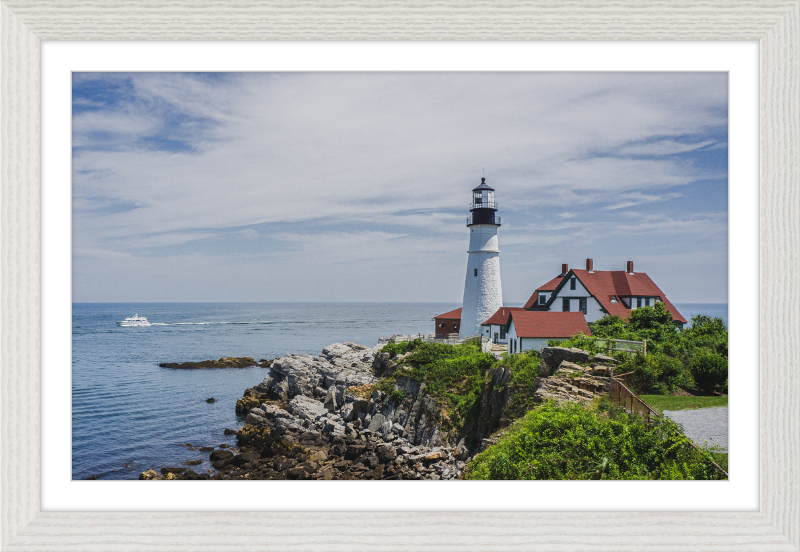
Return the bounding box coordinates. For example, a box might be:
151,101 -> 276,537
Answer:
610,377 -> 728,479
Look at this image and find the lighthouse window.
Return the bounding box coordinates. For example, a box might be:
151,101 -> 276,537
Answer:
474,268 -> 477,276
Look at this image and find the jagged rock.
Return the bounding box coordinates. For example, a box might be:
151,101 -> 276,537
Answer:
160,467 -> 187,475
206,397 -> 216,403
592,365 -> 611,377
276,458 -> 298,471
324,386 -> 344,412
539,347 -> 591,376
139,469 -> 163,480
223,428 -> 238,435
556,360 -> 587,374
199,446 -> 215,452
367,413 -> 385,432
590,354 -> 619,365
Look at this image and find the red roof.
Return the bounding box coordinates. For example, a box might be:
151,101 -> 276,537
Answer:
523,275 -> 565,309
510,311 -> 591,338
434,308 -> 462,320
480,307 -> 525,326
530,268 -> 686,324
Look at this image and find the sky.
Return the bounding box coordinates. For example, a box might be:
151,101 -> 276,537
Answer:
72,72 -> 728,304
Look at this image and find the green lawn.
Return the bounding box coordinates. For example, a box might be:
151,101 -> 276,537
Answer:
639,395 -> 728,416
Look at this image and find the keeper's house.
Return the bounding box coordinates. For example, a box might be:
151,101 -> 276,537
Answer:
523,259 -> 687,328
434,308 -> 462,337
506,311 -> 591,354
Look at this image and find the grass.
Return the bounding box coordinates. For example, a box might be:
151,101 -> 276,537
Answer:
639,394 -> 728,416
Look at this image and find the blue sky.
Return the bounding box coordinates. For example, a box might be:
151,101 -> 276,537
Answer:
72,72 -> 728,303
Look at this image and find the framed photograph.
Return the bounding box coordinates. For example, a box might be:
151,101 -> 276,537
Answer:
2,1 -> 798,550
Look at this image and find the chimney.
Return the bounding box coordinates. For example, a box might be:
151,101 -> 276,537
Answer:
561,263 -> 568,276
586,258 -> 594,273
626,260 -> 634,274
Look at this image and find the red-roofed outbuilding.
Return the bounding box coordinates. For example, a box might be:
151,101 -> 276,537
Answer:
433,308 -> 462,337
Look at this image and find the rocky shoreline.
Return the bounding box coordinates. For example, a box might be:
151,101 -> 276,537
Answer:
159,357 -> 273,369
141,338 -> 616,481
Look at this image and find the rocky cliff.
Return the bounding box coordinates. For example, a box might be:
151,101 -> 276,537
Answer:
142,340 -> 617,480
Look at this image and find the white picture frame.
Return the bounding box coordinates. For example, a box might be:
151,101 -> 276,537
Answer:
2,1 -> 798,550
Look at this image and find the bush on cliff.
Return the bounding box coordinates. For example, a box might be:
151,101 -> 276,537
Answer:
403,342 -> 496,428
381,338 -> 423,358
548,305 -> 728,395
465,402 -> 726,480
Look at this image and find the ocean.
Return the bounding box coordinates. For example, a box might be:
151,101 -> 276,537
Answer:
72,301 -> 726,480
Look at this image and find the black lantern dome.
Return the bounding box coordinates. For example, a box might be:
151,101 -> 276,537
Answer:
467,177 -> 500,226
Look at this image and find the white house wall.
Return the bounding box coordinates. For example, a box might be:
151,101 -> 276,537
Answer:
521,337 -> 549,352
549,276 -> 606,323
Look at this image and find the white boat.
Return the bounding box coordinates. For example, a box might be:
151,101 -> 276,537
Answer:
116,314 -> 151,327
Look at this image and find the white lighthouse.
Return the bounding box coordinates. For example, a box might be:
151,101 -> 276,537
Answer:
459,178 -> 503,337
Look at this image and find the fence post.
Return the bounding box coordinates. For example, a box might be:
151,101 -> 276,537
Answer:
643,340 -> 647,356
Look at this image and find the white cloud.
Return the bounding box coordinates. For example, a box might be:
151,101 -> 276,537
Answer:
72,72 -> 728,302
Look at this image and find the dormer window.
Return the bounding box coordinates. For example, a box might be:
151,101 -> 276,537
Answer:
539,294 -> 547,305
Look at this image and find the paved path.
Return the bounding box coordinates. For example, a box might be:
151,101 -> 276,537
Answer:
663,406 -> 728,452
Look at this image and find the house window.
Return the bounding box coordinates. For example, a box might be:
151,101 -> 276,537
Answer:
454,323 -> 459,331
562,298 -> 570,312
539,294 -> 546,305
500,326 -> 506,339
474,268 -> 477,276
570,277 -> 576,290
579,298 -> 587,314
645,297 -> 650,306
637,298 -> 642,308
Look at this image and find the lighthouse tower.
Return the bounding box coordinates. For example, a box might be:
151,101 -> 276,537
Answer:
459,178 -> 503,337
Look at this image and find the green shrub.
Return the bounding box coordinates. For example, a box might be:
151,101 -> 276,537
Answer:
465,402 -> 725,480
625,353 -> 686,395
381,338 -> 423,358
690,351 -> 728,393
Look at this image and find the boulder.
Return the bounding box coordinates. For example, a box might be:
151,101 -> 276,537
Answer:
206,397 -> 216,403
209,449 -> 234,468
160,467 -> 187,475
139,469 -> 163,480
367,413 -> 385,433
539,347 -> 591,377
231,451 -> 260,467
376,443 -> 398,462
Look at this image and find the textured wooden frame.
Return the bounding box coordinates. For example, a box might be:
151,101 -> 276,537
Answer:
2,1 -> 798,550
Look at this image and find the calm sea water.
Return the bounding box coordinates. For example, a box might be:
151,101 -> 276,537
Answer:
72,302 -> 457,480
72,301 -> 726,480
